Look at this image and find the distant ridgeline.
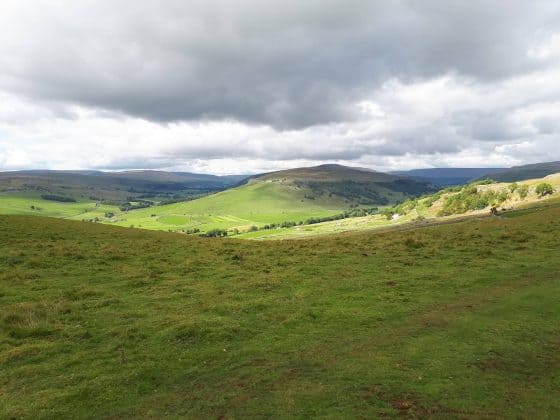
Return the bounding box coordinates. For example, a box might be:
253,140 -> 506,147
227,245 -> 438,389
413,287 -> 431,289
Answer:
476,161 -> 560,182
0,170 -> 249,204
247,164 -> 436,206
391,168 -> 506,187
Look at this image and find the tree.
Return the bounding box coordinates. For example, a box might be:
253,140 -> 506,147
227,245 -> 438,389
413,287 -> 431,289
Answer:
518,184 -> 529,199
535,183 -> 554,197
203,229 -> 228,237
508,182 -> 518,193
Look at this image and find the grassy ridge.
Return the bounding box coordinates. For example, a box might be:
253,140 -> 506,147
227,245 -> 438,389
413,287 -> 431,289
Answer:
0,183 -> 345,234
1,209 -> 560,417
90,181 -> 349,232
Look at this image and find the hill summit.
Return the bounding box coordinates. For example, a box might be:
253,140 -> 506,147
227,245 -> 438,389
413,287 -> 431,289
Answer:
247,164 -> 435,206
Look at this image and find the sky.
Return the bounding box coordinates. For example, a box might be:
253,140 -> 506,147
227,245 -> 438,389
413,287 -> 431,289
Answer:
1,0 -> 560,175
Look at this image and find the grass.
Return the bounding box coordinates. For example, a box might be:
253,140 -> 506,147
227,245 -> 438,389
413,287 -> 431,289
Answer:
97,181 -> 349,233
1,206 -> 560,417
0,193 -> 119,219
240,173 -> 560,240
1,173 -> 559,240
0,183 -> 345,234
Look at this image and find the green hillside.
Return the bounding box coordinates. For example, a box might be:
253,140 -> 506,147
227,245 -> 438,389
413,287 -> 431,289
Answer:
0,193 -> 119,219
250,164 -> 435,204
240,173 -> 560,240
0,169 -> 246,203
108,180 -> 348,232
0,165 -> 434,235
2,208 -> 560,417
107,164 -> 434,233
1,171 -> 558,240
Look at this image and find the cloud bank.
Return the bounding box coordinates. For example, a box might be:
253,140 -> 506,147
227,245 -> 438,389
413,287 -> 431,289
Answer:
1,0 -> 560,173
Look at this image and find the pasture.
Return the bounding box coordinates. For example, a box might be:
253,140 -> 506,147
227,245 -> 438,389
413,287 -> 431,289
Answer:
1,206 -> 559,417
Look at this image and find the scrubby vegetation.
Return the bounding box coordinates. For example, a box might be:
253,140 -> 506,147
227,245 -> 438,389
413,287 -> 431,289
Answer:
437,183 -> 509,216
518,184 -> 530,198
535,182 -> 554,197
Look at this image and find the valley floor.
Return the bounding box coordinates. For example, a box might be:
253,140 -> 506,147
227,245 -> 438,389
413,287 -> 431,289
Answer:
1,206 -> 559,417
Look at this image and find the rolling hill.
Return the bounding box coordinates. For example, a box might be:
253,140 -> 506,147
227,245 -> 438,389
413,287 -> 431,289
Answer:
246,164 -> 436,205
2,206 -> 560,417
107,164 -> 435,233
479,161 -> 560,182
0,170 -> 248,203
238,172 -> 560,239
0,164 -> 435,234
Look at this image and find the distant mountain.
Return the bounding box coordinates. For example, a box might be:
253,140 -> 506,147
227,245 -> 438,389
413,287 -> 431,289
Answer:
0,170 -> 249,202
245,164 -> 436,205
478,161 -> 560,182
392,168 -> 505,187
254,164 -> 396,183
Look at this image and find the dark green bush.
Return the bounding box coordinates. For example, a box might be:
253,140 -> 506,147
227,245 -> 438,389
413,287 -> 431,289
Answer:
535,183 -> 554,197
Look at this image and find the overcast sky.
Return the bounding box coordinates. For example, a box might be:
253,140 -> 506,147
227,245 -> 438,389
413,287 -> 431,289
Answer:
1,0 -> 560,174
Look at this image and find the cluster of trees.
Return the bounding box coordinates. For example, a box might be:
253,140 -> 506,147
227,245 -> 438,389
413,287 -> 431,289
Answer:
119,200 -> 153,211
256,208 -> 380,232
202,229 -> 228,237
536,182 -> 554,197
438,185 -> 509,216
40,194 -> 76,202
262,221 -> 299,229
381,179 -> 556,220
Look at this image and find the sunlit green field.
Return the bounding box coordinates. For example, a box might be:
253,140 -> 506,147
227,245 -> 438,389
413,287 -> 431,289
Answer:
0,183 -> 345,234
0,193 -> 118,219
1,205 -> 560,417
110,181 -> 349,232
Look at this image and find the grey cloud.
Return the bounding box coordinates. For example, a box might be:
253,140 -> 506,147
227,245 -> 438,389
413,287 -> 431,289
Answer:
451,110 -> 535,141
1,0 -> 559,128
533,117 -> 560,134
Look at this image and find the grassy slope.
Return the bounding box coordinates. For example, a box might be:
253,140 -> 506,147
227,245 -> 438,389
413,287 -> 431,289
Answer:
1,210 -> 560,417
241,173 -> 560,239
0,182 -> 345,234
1,173 -> 558,240
0,165 -> 433,235
108,181 -> 348,232
0,193 -> 118,219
